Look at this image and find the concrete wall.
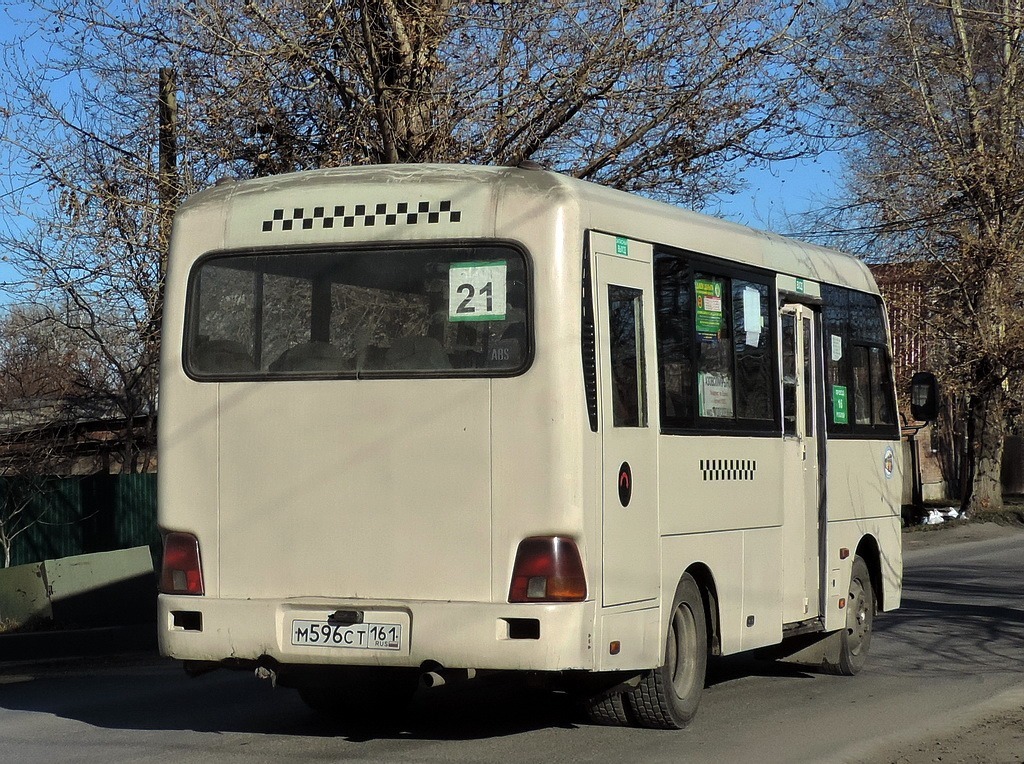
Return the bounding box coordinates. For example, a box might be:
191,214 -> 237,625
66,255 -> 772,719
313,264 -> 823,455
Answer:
0,562 -> 51,627
0,546 -> 155,630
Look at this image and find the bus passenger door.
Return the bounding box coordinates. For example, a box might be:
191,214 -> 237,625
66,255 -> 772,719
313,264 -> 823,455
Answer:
780,304 -> 824,623
591,235 -> 660,608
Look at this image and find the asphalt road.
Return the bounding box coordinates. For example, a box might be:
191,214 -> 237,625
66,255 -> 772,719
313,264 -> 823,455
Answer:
1,525 -> 1023,763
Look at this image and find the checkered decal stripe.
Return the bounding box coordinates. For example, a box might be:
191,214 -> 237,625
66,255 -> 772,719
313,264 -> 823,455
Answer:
700,459 -> 757,482
261,200 -> 462,232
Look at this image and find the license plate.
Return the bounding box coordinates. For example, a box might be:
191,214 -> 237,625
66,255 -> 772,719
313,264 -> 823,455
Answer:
290,619 -> 403,650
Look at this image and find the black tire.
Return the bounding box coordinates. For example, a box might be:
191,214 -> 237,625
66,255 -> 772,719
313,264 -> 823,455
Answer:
583,690 -> 632,726
824,555 -> 874,676
626,574 -> 707,729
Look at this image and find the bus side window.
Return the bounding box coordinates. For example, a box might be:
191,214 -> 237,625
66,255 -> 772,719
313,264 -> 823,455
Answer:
608,285 -> 648,428
654,254 -> 693,427
851,345 -> 872,425
732,281 -> 773,421
822,285 -> 898,434
851,343 -> 895,426
870,347 -> 896,425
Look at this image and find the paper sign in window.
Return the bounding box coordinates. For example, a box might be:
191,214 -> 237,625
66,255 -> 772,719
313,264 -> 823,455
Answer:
831,334 -> 843,362
449,261 -> 507,322
742,286 -> 762,347
699,371 -> 734,418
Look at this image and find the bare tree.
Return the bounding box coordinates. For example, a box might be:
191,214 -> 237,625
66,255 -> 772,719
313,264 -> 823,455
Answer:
0,305 -> 96,566
0,6 -> 165,472
4,0 -> 824,202
0,461 -> 66,569
0,0 -> 828,486
804,0 -> 1024,513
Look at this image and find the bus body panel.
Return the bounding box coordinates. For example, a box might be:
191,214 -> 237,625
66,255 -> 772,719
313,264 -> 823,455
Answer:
159,193 -> 226,595
488,183 -> 592,605
595,603 -> 661,672
215,378 -> 492,602
659,526 -> 788,656
222,164 -> 502,247
826,439 -> 903,523
658,436 -> 785,535
740,526 -> 787,650
823,439 -> 903,628
159,596 -> 596,671
822,517 -> 903,632
660,533 -> 741,655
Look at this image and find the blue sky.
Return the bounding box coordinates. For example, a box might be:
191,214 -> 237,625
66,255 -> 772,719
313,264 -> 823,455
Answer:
711,155 -> 844,237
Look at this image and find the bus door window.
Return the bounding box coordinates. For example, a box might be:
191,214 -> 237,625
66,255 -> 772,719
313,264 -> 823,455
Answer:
607,285 -> 648,428
802,314 -> 816,437
782,312 -> 798,436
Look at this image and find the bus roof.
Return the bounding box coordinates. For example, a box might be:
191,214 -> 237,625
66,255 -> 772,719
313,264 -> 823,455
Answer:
177,163 -> 878,295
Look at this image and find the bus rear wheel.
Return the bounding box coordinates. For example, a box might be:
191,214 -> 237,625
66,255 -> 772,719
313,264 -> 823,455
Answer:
582,688 -> 633,726
627,574 -> 707,729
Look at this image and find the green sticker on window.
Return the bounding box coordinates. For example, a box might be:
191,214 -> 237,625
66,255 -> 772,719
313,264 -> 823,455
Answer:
833,385 -> 849,424
695,278 -> 724,338
615,237 -> 629,256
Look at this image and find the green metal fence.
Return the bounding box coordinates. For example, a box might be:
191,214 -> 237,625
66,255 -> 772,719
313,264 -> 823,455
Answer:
1,474 -> 159,567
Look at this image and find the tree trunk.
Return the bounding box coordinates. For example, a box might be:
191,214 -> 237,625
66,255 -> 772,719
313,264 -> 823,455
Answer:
962,384 -> 1006,514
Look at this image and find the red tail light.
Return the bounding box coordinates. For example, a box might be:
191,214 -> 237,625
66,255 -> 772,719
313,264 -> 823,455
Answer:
160,532 -> 205,595
509,536 -> 587,603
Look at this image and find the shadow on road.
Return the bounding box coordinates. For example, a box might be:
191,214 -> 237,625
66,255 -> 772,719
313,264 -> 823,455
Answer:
871,557 -> 1024,677
4,536 -> 1021,743
0,651 -> 821,742
0,660 -> 576,741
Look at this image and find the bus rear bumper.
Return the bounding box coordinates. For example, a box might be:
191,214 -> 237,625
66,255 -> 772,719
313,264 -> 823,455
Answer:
158,594 -> 597,673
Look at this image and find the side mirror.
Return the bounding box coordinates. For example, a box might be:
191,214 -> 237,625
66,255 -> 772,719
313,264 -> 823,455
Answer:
910,371 -> 939,423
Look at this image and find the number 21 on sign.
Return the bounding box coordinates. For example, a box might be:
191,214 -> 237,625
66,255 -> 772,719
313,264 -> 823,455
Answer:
449,261 -> 507,321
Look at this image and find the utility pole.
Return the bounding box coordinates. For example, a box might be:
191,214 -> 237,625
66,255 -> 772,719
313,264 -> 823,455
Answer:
157,66 -> 180,280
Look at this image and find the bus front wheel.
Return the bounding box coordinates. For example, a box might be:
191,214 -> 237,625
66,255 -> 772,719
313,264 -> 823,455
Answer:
627,573 -> 707,729
824,555 -> 874,676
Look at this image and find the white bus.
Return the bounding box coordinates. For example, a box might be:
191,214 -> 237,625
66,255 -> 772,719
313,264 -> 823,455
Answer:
158,164 -> 902,729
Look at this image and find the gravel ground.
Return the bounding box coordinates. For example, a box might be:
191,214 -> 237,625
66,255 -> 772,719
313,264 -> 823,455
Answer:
860,519 -> 1024,764
885,710 -> 1024,764
862,687 -> 1024,764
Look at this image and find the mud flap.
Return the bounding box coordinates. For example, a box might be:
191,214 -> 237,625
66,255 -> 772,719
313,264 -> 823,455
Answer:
775,630 -> 843,669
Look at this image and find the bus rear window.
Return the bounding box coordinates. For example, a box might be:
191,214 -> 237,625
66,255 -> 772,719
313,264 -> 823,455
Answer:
185,245 -> 529,378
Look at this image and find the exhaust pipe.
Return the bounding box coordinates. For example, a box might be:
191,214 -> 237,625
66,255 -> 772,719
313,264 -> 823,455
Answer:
420,667 -> 478,689
255,665 -> 278,687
